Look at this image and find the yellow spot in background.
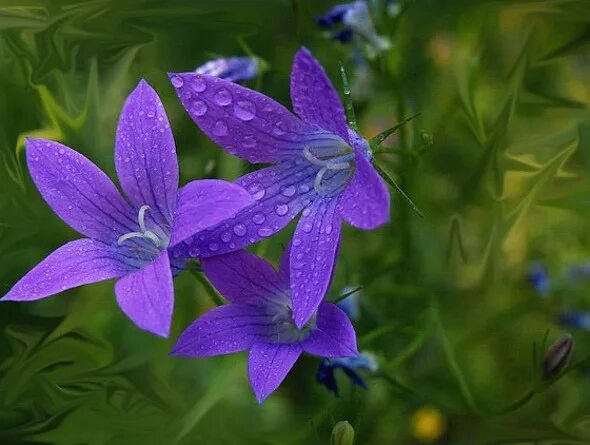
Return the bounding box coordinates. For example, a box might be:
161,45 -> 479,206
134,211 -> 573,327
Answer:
410,405 -> 446,443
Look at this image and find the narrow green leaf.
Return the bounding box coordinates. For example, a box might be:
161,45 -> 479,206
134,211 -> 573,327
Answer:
339,62 -> 358,132
189,270 -> 224,306
330,286 -> 362,304
373,162 -> 424,218
369,113 -> 421,148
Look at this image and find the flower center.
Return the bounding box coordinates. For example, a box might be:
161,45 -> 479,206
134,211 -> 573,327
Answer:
268,301 -> 316,344
303,145 -> 354,195
118,205 -> 167,248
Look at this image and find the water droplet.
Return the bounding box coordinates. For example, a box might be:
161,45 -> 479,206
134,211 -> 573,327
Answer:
192,76 -> 207,92
147,110 -> 155,118
325,224 -> 333,234
171,75 -> 184,88
221,231 -> 232,242
233,224 -> 247,236
257,227 -> 273,237
275,204 -> 288,216
189,247 -> 200,256
252,189 -> 265,200
233,100 -> 256,121
242,135 -> 257,148
281,185 -> 296,197
191,100 -> 207,116
273,121 -> 286,135
212,120 -> 228,136
302,208 -> 312,217
299,184 -> 310,193
208,242 -> 219,252
296,253 -> 304,260
302,222 -> 313,233
293,239 -> 302,246
214,88 -> 232,106
58,148 -> 65,155
252,213 -> 265,225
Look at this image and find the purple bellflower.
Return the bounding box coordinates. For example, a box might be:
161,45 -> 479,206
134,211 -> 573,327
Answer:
2,80 -> 253,338
171,249 -> 358,403
316,351 -> 378,395
195,56 -> 260,83
527,262 -> 550,295
316,1 -> 391,58
169,47 -> 390,328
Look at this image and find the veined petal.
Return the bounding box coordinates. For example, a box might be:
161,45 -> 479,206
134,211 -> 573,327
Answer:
171,304 -> 270,357
173,161 -> 317,259
301,303 -> 358,357
169,72 -> 328,163
114,251 -> 174,338
201,250 -> 286,305
248,342 -> 302,403
115,80 -> 179,227
278,244 -> 291,284
290,48 -> 350,143
339,149 -> 390,230
291,198 -> 342,329
170,179 -> 254,247
26,138 -> 136,244
2,239 -> 128,301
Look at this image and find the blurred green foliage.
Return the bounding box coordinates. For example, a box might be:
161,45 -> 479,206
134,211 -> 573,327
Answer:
1,0 -> 590,443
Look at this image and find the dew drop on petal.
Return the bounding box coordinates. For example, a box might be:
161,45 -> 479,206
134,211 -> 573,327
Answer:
302,222 -> 313,233
171,75 -> 184,88
302,208 -> 312,217
191,100 -> 208,116
325,224 -> 333,234
58,148 -> 65,155
242,135 -> 257,148
275,204 -> 288,216
257,227 -> 273,238
233,100 -> 256,121
252,189 -> 265,200
281,185 -> 296,197
214,88 -> 232,106
273,121 -> 286,136
221,231 -> 232,242
212,120 -> 228,136
209,242 -> 219,252
252,213 -> 265,225
147,110 -> 155,118
233,223 -> 247,236
192,76 -> 207,92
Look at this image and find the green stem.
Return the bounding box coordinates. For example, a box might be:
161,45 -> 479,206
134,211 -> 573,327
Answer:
330,286 -> 363,304
189,270 -> 224,306
373,162 -> 424,218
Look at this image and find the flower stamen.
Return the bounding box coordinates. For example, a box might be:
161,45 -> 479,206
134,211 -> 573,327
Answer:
118,205 -> 161,247
304,146 -> 355,194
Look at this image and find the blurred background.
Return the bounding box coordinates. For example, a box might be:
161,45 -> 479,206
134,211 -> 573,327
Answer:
1,0 -> 590,443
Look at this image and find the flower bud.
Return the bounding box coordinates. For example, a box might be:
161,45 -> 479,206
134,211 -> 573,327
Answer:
330,421 -> 355,445
542,334 -> 573,381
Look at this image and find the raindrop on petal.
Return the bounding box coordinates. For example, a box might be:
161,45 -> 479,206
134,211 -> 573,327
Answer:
214,88 -> 232,106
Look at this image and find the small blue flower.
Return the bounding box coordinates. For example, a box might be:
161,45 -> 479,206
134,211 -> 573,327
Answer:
559,310 -> 590,331
566,262 -> 590,282
195,57 -> 260,83
316,352 -> 378,395
527,263 -> 550,295
316,1 -> 391,58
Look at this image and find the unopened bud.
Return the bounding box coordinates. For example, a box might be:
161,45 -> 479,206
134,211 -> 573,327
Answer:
330,421 -> 355,445
542,334 -> 573,381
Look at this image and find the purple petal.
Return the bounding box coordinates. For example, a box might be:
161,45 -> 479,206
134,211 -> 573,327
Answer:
201,250 -> 285,305
291,198 -> 342,328
339,150 -> 390,230
169,72 -> 329,163
248,342 -> 302,403
290,48 -> 350,143
3,239 -> 128,302
26,138 -> 135,244
171,304 -> 270,357
115,80 -> 179,227
114,251 -> 174,338
174,161 -> 317,258
278,244 -> 291,284
300,303 -> 358,357
170,179 -> 254,247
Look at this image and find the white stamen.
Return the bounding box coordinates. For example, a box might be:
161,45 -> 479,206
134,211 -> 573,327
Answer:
304,146 -> 354,194
138,205 -> 150,232
117,205 -> 161,247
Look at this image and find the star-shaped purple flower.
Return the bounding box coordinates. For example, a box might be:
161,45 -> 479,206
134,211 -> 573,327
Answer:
169,47 -> 390,328
2,80 -> 253,338
171,248 -> 358,403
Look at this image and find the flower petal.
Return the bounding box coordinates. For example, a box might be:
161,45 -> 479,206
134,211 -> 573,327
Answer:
291,198 -> 342,329
173,161 -> 317,258
338,150 -> 390,230
278,244 -> 291,284
248,342 -> 302,403
2,239 -> 128,301
115,80 -> 179,227
169,72 -> 329,163
114,251 -> 174,338
26,138 -> 136,243
170,304 -> 271,357
201,250 -> 285,305
301,303 -> 358,357
169,179 -> 254,247
290,47 -> 350,143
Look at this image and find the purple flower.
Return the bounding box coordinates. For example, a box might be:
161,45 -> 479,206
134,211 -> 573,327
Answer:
169,47 -> 390,328
316,2 -> 391,57
527,262 -> 550,295
195,56 -> 260,83
2,80 -> 253,338
316,351 -> 378,395
559,310 -> 590,331
171,249 -> 358,403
